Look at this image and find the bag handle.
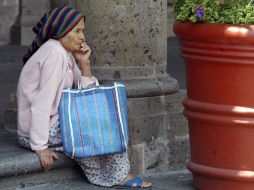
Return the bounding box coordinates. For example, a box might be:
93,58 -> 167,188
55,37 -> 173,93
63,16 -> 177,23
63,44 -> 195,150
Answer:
78,76 -> 99,89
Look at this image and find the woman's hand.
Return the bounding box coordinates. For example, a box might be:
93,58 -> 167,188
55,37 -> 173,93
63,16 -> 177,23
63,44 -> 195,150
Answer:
73,42 -> 92,77
73,42 -> 91,65
35,149 -> 59,172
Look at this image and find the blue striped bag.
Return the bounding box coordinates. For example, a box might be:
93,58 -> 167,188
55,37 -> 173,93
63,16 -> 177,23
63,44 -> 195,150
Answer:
58,81 -> 128,158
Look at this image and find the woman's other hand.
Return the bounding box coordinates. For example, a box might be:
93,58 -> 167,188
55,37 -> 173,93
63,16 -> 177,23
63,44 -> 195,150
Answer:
35,149 -> 59,172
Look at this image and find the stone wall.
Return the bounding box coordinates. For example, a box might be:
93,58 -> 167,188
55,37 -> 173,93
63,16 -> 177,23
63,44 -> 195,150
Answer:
0,0 -> 20,45
0,0 -> 176,43
21,0 -> 50,45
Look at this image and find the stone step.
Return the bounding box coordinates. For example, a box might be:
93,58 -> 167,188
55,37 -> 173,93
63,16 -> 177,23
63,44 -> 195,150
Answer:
0,130 -> 80,189
1,167 -> 83,190
0,130 -> 194,190
0,150 -> 75,178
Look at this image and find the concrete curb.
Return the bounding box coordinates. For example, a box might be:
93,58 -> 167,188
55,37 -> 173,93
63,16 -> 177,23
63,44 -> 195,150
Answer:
0,148 -> 76,178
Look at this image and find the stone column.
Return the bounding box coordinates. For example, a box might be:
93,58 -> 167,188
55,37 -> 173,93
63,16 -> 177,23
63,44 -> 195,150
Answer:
52,0 -> 177,95
80,1 -> 178,98
51,0 -> 188,174
20,0 -> 50,45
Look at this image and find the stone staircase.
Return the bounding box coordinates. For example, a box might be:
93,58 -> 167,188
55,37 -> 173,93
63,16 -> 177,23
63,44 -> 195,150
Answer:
0,129 -> 83,189
1,79 -> 189,189
1,44 -> 189,187
0,129 -> 193,190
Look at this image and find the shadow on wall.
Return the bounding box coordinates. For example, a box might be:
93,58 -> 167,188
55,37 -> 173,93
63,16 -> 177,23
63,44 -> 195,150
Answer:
167,37 -> 186,89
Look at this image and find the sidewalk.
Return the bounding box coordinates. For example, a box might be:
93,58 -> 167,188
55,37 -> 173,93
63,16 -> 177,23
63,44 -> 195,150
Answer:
6,170 -> 194,190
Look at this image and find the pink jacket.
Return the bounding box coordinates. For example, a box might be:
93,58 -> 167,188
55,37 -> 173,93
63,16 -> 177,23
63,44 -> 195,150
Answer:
17,39 -> 96,150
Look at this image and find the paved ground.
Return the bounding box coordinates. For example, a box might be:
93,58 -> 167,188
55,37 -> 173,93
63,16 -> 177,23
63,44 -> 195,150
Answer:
3,171 -> 194,190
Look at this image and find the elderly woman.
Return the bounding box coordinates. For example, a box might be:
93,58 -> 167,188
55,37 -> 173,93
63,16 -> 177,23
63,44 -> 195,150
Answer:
17,6 -> 151,189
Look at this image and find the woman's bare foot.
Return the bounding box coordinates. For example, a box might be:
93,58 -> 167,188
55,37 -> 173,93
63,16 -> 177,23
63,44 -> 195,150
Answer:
119,173 -> 152,188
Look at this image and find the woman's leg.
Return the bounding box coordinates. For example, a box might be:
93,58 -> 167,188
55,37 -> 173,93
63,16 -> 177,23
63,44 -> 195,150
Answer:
18,135 -> 31,149
18,121 -> 151,188
47,120 -> 64,152
76,152 -> 130,187
18,120 -> 63,152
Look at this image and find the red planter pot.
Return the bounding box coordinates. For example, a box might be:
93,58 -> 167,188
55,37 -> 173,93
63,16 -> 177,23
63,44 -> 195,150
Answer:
174,21 -> 254,190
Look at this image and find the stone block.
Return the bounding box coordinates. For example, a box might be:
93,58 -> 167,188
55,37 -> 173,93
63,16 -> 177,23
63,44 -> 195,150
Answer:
128,143 -> 146,175
145,137 -> 169,170
127,90 -> 187,145
128,114 -> 166,144
21,14 -> 42,27
124,77 -> 179,97
3,0 -> 18,6
21,1 -> 50,45
21,14 -> 42,45
4,108 -> 17,132
165,89 -> 186,112
127,90 -> 186,118
0,0 -> 19,45
22,0 -> 50,14
127,96 -> 167,117
168,136 -> 190,170
0,167 -> 81,189
9,23 -> 20,44
167,112 -> 188,137
8,91 -> 17,107
21,26 -> 34,46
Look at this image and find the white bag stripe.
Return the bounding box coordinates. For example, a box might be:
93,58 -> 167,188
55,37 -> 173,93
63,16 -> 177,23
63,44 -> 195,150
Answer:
68,91 -> 75,157
114,83 -> 128,150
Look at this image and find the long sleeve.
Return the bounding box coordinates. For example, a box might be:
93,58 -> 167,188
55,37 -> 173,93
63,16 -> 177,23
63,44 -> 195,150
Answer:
72,60 -> 97,88
29,52 -> 65,150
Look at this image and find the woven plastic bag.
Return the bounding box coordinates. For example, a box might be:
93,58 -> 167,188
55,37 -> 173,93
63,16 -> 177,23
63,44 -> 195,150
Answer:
58,81 -> 128,158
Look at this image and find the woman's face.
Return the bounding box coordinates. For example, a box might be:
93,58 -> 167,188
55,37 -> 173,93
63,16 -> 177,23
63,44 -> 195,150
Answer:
59,17 -> 85,52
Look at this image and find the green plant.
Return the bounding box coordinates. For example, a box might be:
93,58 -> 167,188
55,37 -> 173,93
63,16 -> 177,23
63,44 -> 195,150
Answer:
172,0 -> 254,24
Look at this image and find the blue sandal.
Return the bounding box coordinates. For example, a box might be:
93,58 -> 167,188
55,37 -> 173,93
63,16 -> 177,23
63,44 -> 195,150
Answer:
114,176 -> 152,189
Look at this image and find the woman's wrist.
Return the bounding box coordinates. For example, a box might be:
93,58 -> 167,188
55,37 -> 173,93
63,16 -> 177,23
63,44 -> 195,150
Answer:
80,60 -> 92,77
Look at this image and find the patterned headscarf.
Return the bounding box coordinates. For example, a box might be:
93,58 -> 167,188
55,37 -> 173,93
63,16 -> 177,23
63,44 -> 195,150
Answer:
23,6 -> 84,64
